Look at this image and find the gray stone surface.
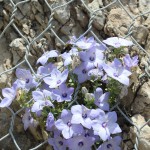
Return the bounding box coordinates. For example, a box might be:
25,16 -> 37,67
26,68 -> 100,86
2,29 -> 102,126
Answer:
0,0 -> 150,149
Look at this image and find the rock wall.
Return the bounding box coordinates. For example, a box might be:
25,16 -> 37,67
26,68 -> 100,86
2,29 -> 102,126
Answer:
0,0 -> 150,149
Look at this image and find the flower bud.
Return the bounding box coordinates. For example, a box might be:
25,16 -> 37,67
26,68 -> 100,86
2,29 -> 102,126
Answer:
81,87 -> 88,94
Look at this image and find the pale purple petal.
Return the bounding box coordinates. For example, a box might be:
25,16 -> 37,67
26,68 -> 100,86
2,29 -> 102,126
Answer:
32,91 -> 44,101
37,50 -> 58,65
62,127 -> 73,139
103,37 -> 133,48
0,98 -> 13,107
107,111 -> 117,123
46,112 -> 55,131
55,119 -> 68,131
31,102 -> 42,112
108,123 -> 122,134
71,105 -> 82,115
71,114 -> 83,124
2,88 -> 16,99
16,68 -> 32,79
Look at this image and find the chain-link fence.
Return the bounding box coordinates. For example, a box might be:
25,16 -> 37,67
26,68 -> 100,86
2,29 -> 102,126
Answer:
0,0 -> 150,150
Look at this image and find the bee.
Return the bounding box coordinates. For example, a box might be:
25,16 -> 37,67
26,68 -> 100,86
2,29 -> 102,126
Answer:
61,44 -> 72,54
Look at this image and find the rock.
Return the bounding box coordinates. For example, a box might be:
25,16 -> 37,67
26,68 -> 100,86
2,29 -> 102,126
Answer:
4,2 -> 13,12
97,0 -> 103,6
9,38 -> 26,55
145,15 -> 150,29
71,22 -> 84,37
0,37 -> 12,88
88,0 -> 105,30
139,0 -> 150,15
131,80 -> 150,120
51,20 -> 61,33
18,2 -> 31,17
145,33 -> 150,53
130,114 -> 150,150
35,13 -> 45,27
132,25 -> 149,45
14,11 -> 24,22
22,24 -> 30,35
0,16 -> 3,30
32,0 -> 43,14
75,7 -> 88,28
60,25 -> 71,35
2,9 -> 9,21
9,38 -> 26,65
129,0 -> 139,14
60,18 -> 75,36
104,8 -> 132,36
54,0 -> 70,24
0,109 -> 38,149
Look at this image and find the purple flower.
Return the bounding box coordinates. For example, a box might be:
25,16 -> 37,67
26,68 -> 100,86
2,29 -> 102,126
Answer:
103,58 -> 132,86
98,43 -> 107,51
61,52 -> 72,66
92,111 -> 122,141
82,129 -> 100,142
37,63 -> 56,77
55,109 -> 83,139
93,88 -> 110,111
13,79 -> 26,89
97,136 -> 122,150
66,135 -> 94,150
22,108 -> 37,130
48,132 -> 67,150
89,108 -> 105,120
71,105 -> 93,129
88,68 -> 103,80
103,37 -> 133,48
31,90 -> 54,113
36,50 -> 59,65
61,47 -> 79,66
43,68 -> 69,88
46,112 -> 55,131
123,54 -> 138,69
52,83 -> 74,102
16,68 -> 38,90
70,36 -> 94,49
73,62 -> 92,83
0,85 -> 16,107
79,48 -> 104,68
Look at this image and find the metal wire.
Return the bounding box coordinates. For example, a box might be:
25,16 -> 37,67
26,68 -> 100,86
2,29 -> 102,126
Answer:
0,0 -> 150,149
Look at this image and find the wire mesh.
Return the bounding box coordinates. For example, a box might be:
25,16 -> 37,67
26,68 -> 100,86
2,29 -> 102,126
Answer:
0,0 -> 150,149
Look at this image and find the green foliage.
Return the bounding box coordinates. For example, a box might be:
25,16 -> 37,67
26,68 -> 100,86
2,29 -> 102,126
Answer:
17,89 -> 32,107
106,78 -> 121,106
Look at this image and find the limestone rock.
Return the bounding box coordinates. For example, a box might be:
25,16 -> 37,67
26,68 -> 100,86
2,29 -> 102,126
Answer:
131,80 -> 150,120
9,38 -> 26,65
32,0 -> 43,14
0,37 -> 12,88
130,114 -> 150,150
53,0 -> 70,24
75,7 -> 88,28
129,0 -> 139,14
22,23 -> 30,35
145,33 -> 150,53
88,0 -> 105,30
18,2 -> 31,17
139,0 -> 150,15
104,8 -> 132,36
132,25 -> 149,45
0,16 -> 3,30
145,15 -> 150,29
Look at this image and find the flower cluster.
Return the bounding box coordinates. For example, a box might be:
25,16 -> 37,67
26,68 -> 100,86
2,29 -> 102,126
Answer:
0,36 -> 138,149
